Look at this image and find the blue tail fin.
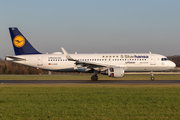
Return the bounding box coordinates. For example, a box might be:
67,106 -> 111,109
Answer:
9,27 -> 41,55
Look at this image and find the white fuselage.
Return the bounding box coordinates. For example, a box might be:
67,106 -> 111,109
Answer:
7,53 -> 176,72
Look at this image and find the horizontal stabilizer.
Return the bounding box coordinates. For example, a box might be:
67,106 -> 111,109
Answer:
6,56 -> 26,61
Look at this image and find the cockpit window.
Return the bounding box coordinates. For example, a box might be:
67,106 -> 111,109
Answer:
161,58 -> 169,61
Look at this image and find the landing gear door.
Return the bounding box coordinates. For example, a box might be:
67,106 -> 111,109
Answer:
150,55 -> 156,65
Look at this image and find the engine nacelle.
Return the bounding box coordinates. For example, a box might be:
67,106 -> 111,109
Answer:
75,67 -> 87,72
108,67 -> 124,78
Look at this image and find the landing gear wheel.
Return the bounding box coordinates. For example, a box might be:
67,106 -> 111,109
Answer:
151,76 -> 155,81
91,75 -> 98,81
150,71 -> 155,81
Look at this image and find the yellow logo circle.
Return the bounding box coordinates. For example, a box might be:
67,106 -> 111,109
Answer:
13,35 -> 25,48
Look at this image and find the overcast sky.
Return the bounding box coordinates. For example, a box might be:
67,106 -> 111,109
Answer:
0,0 -> 180,58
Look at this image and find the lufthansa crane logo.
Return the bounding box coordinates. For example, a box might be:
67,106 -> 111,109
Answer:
13,35 -> 25,48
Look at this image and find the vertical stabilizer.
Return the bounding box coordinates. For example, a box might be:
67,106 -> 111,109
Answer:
9,27 -> 41,55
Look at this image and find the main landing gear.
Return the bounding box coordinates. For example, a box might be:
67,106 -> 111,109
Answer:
91,75 -> 98,81
91,71 -> 98,81
151,71 -> 155,81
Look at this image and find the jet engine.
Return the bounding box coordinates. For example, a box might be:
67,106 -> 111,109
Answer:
107,67 -> 124,78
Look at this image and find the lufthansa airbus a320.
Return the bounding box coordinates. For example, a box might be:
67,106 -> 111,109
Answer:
6,27 -> 176,81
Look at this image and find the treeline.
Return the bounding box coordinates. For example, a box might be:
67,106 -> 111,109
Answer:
0,58 -> 43,74
167,55 -> 180,67
0,55 -> 180,74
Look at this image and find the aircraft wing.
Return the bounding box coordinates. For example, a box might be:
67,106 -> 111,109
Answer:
5,56 -> 26,61
61,48 -> 120,70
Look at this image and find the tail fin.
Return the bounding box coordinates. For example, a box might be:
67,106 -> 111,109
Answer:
9,27 -> 41,55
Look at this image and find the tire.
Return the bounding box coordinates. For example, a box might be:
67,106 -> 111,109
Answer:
151,77 -> 155,81
91,75 -> 98,81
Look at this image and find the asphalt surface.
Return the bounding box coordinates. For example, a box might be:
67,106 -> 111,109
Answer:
0,80 -> 180,84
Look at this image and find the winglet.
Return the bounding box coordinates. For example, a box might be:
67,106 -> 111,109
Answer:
61,47 -> 75,61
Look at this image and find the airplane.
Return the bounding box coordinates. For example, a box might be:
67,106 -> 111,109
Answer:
5,27 -> 176,81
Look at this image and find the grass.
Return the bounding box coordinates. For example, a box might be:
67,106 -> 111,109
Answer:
0,74 -> 180,80
0,84 -> 180,119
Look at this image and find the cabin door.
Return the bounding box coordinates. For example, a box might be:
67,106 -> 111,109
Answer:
150,55 -> 156,65
37,56 -> 43,68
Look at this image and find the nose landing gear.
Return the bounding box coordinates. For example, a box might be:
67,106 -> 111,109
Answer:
151,71 -> 155,81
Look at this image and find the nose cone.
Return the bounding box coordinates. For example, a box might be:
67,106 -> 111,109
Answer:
169,61 -> 176,69
172,61 -> 176,68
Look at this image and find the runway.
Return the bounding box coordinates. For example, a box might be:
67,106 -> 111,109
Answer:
1,80 -> 180,84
